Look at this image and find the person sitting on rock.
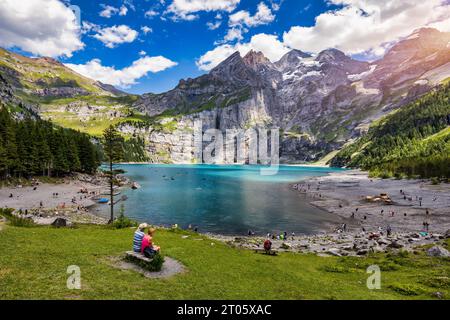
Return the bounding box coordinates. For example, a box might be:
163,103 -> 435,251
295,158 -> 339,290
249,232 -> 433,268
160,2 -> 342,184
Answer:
264,239 -> 272,253
141,228 -> 161,258
133,223 -> 148,253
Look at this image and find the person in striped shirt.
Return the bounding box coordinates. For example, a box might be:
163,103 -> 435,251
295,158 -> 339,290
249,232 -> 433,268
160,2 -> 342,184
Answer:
133,223 -> 148,253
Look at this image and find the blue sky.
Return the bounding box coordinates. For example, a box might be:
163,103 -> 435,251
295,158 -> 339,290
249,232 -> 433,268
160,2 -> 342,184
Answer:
64,0 -> 337,94
1,0 -> 449,95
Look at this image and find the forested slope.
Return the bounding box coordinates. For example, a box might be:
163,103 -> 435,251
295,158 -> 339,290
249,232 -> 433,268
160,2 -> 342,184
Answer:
0,104 -> 100,178
330,82 -> 450,179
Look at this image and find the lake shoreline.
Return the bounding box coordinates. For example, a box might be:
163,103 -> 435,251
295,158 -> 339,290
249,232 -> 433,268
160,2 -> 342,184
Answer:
1,167 -> 449,257
207,170 -> 450,256
298,170 -> 450,233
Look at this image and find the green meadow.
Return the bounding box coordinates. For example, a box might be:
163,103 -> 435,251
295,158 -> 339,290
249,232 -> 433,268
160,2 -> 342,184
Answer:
0,223 -> 448,300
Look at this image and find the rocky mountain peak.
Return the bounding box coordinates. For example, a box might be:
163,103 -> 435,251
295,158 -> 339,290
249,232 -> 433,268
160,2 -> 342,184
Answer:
211,51 -> 243,71
316,48 -> 348,63
384,27 -> 450,60
285,49 -> 311,60
242,50 -> 271,68
410,27 -> 444,38
275,49 -> 312,71
366,28 -> 450,89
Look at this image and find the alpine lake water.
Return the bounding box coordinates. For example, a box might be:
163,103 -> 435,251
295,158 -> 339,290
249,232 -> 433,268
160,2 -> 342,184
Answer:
96,164 -> 346,236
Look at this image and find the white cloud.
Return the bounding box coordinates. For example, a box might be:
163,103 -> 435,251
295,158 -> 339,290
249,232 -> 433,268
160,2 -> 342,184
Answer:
145,9 -> 159,18
197,33 -> 289,70
283,0 -> 450,55
81,21 -> 100,35
93,25 -> 139,48
229,2 -> 275,28
0,0 -> 84,57
139,50 -> 147,56
223,28 -> 244,42
100,4 -> 128,18
220,2 -> 276,45
207,20 -> 222,30
99,5 -> 119,18
141,26 -> 153,35
167,0 -> 241,21
119,5 -> 128,16
66,56 -> 178,88
270,0 -> 284,12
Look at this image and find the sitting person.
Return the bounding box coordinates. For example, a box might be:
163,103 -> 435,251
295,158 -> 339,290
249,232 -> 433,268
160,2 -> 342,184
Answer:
264,239 -> 272,252
133,223 -> 148,253
141,228 -> 161,258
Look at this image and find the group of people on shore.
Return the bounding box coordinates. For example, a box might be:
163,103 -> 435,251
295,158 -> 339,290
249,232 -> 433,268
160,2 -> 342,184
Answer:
293,183 -> 437,236
133,223 -> 161,258
246,230 -> 296,242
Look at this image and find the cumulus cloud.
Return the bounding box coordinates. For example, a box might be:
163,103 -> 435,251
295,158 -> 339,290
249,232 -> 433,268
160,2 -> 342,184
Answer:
197,33 -> 289,70
207,20 -> 222,30
167,0 -> 241,21
269,0 -> 285,12
119,5 -> 128,16
100,4 -> 128,18
99,5 -> 119,18
145,10 -> 159,18
229,2 -> 275,28
220,2 -> 276,45
223,28 -> 244,42
283,0 -> 450,55
66,56 -> 178,88
93,25 -> 139,48
141,26 -> 153,35
0,0 -> 84,57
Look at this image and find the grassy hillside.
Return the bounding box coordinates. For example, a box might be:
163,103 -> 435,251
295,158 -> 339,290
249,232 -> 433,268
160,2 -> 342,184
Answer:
331,82 -> 450,179
0,48 -> 104,94
0,47 -> 151,137
0,48 -> 155,163
0,221 -> 448,300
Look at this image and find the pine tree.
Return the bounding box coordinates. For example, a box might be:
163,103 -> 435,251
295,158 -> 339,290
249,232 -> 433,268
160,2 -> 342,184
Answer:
101,125 -> 124,223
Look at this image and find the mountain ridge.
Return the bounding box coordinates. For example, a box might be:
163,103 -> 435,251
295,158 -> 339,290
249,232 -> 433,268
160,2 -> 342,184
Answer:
0,28 -> 449,164
132,28 -> 450,163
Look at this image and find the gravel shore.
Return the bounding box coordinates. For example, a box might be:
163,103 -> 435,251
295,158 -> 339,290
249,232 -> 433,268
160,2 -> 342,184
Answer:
210,170 -> 450,256
298,170 -> 450,234
0,174 -> 111,224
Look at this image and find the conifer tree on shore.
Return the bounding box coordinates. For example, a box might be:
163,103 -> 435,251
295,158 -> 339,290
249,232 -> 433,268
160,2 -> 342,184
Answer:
101,125 -> 124,223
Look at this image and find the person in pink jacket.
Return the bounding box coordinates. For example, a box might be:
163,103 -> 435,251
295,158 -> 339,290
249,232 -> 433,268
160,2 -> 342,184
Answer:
141,228 -> 161,257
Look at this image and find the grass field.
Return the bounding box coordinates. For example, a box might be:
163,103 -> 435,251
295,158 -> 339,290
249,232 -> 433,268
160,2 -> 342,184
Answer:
0,223 -> 448,300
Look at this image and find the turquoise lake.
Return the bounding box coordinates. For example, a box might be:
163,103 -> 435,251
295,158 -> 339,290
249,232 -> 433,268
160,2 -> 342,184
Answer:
97,164 -> 346,235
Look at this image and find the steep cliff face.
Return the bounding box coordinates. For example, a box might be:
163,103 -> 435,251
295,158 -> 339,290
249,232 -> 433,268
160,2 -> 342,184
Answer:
134,28 -> 450,163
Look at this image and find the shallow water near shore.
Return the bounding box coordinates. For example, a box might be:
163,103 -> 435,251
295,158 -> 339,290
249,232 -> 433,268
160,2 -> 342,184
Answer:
97,164 -> 346,235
